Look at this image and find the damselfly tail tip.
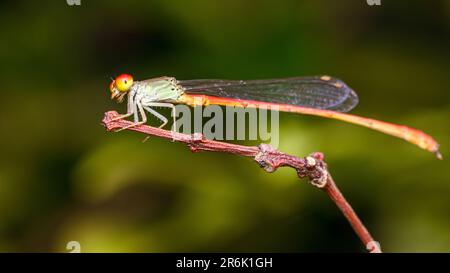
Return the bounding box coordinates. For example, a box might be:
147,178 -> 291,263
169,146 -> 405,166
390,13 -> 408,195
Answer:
435,150 -> 443,160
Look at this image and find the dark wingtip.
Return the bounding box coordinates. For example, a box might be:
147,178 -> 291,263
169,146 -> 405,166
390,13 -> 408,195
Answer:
320,76 -> 359,113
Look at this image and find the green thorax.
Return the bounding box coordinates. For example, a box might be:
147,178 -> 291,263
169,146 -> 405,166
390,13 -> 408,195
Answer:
133,76 -> 184,102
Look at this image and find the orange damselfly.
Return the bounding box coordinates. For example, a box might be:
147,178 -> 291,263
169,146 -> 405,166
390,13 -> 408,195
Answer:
108,74 -> 441,159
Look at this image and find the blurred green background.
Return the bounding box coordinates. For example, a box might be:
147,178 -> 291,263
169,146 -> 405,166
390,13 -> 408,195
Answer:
0,0 -> 449,252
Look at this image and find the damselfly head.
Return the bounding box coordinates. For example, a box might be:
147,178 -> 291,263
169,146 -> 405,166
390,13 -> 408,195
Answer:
110,74 -> 134,102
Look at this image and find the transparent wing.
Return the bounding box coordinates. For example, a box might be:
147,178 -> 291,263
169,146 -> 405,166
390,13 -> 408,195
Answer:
179,76 -> 358,112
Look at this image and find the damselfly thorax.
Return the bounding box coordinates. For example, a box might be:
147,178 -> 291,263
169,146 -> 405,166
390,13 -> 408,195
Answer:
131,76 -> 184,103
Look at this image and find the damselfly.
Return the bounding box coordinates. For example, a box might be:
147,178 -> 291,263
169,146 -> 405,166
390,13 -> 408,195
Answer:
108,74 -> 441,158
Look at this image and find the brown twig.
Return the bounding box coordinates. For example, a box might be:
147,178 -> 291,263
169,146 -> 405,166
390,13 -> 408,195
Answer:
101,111 -> 381,253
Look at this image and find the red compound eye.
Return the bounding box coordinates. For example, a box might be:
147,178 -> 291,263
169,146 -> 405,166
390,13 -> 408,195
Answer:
115,74 -> 134,92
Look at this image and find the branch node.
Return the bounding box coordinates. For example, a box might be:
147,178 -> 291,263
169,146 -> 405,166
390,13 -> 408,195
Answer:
309,169 -> 328,188
295,153 -> 328,188
305,156 -> 316,167
188,132 -> 205,152
255,144 -> 278,172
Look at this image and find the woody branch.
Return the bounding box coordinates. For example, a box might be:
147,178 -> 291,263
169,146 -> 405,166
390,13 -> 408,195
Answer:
101,110 -> 381,253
